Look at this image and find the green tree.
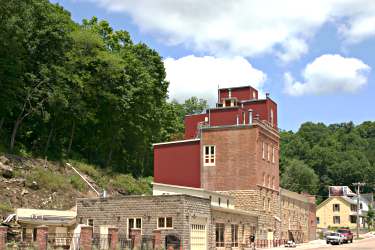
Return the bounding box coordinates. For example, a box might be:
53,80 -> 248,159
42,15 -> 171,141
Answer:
367,205 -> 374,230
281,159 -> 319,194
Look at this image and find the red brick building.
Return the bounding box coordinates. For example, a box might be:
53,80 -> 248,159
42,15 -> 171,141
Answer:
154,85 -> 316,242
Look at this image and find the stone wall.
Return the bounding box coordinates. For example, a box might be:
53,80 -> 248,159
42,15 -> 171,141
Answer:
219,188 -> 281,240
280,189 -> 316,242
76,194 -> 212,250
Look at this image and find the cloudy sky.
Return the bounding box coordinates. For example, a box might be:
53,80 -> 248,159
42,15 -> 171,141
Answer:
53,0 -> 375,130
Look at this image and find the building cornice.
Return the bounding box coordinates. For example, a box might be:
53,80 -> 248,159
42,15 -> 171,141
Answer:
153,138 -> 200,147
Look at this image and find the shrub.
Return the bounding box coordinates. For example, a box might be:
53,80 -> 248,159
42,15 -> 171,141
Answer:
110,174 -> 152,195
69,175 -> 87,192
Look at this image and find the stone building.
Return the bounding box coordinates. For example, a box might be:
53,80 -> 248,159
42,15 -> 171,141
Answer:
76,194 -> 257,249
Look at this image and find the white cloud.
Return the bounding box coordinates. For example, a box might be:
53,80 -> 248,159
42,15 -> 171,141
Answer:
284,54 -> 370,96
163,55 -> 266,104
81,0 -> 375,61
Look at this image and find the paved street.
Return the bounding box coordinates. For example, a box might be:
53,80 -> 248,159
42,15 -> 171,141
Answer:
304,237 -> 375,250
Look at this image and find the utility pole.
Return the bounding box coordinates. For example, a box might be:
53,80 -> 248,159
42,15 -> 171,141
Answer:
352,182 -> 365,239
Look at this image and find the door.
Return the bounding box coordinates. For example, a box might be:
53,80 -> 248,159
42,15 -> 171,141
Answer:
267,231 -> 274,248
190,220 -> 207,250
99,226 -> 109,250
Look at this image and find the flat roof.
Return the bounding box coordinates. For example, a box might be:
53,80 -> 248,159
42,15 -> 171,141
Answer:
153,138 -> 200,146
218,85 -> 257,91
153,182 -> 233,198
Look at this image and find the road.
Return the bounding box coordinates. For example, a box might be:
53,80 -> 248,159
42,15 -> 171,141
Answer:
307,237 -> 375,250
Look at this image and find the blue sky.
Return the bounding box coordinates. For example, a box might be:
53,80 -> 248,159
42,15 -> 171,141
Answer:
53,0 -> 375,131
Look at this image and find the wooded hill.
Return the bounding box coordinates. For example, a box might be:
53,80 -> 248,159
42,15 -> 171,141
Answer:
280,121 -> 375,203
1,0 -> 374,205
0,0 -> 207,177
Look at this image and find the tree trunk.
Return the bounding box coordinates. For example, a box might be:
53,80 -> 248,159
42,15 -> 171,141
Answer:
44,124 -> 54,155
0,117 -> 4,131
10,116 -> 23,151
67,121 -> 75,155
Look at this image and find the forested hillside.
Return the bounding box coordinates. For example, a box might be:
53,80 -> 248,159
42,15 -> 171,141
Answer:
280,121 -> 375,203
0,0 -> 207,177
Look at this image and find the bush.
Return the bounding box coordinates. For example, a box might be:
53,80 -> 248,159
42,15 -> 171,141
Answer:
69,175 -> 87,192
69,160 -> 101,181
110,174 -> 152,195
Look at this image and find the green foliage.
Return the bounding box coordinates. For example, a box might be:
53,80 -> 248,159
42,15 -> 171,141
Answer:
367,205 -> 375,230
280,121 -> 375,203
0,201 -> 13,213
281,159 -> 319,194
69,175 -> 87,192
108,174 -> 152,195
26,168 -> 69,192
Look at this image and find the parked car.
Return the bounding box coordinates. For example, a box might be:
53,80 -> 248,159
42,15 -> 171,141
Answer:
337,228 -> 353,243
326,232 -> 345,245
285,240 -> 296,248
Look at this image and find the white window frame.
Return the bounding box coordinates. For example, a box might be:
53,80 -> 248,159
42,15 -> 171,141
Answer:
231,224 -> 239,247
203,145 -> 216,166
157,217 -> 173,229
267,144 -> 270,161
272,147 -> 275,163
128,218 -> 142,238
87,219 -> 94,226
333,216 -> 340,224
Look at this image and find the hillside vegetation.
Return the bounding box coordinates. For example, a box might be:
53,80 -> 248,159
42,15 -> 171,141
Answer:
0,153 -> 152,217
280,121 -> 375,203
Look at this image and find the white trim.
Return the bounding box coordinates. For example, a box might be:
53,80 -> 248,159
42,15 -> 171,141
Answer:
203,145 -> 216,166
152,182 -> 232,198
153,138 -> 200,146
157,217 -> 173,229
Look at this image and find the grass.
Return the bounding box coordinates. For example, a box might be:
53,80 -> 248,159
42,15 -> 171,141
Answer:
109,174 -> 152,195
69,174 -> 87,192
26,168 -> 69,192
0,201 -> 13,213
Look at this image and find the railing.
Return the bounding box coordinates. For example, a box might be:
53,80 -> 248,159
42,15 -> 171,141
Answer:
92,233 -> 112,250
47,233 -> 80,248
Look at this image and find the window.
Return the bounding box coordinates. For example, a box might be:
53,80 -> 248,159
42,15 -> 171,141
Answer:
360,203 -> 363,209
218,197 -> 221,206
87,219 -> 94,226
268,198 -> 271,211
272,177 -> 275,189
350,215 -> 357,224
253,91 -> 256,99
204,145 -> 215,166
242,112 -> 246,125
216,223 -> 225,247
270,109 -> 274,127
263,197 -> 266,210
267,144 -> 270,161
231,225 -> 239,247
263,173 -> 266,186
316,217 -> 320,224
128,218 -> 142,238
227,199 -> 230,208
158,217 -> 173,229
268,175 -> 271,187
262,142 -> 265,159
333,216 -> 340,224
272,147 -> 275,163
350,204 -> 357,212
333,204 -> 340,212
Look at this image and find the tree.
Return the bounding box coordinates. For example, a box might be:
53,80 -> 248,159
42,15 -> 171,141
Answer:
281,159 -> 319,194
367,205 -> 374,230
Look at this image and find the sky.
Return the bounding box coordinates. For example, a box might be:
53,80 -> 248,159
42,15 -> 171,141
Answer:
52,0 -> 375,131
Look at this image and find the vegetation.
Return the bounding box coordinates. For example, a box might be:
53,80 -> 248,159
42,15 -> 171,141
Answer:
0,0 -> 206,180
280,121 -> 375,203
0,202 -> 13,214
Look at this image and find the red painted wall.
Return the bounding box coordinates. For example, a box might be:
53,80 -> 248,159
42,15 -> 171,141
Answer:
243,99 -> 278,128
219,86 -> 258,101
209,108 -> 242,126
154,140 -> 201,188
184,114 -> 207,139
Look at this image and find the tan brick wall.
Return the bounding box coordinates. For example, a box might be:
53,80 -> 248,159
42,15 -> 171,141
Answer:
219,188 -> 281,240
280,192 -> 315,243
